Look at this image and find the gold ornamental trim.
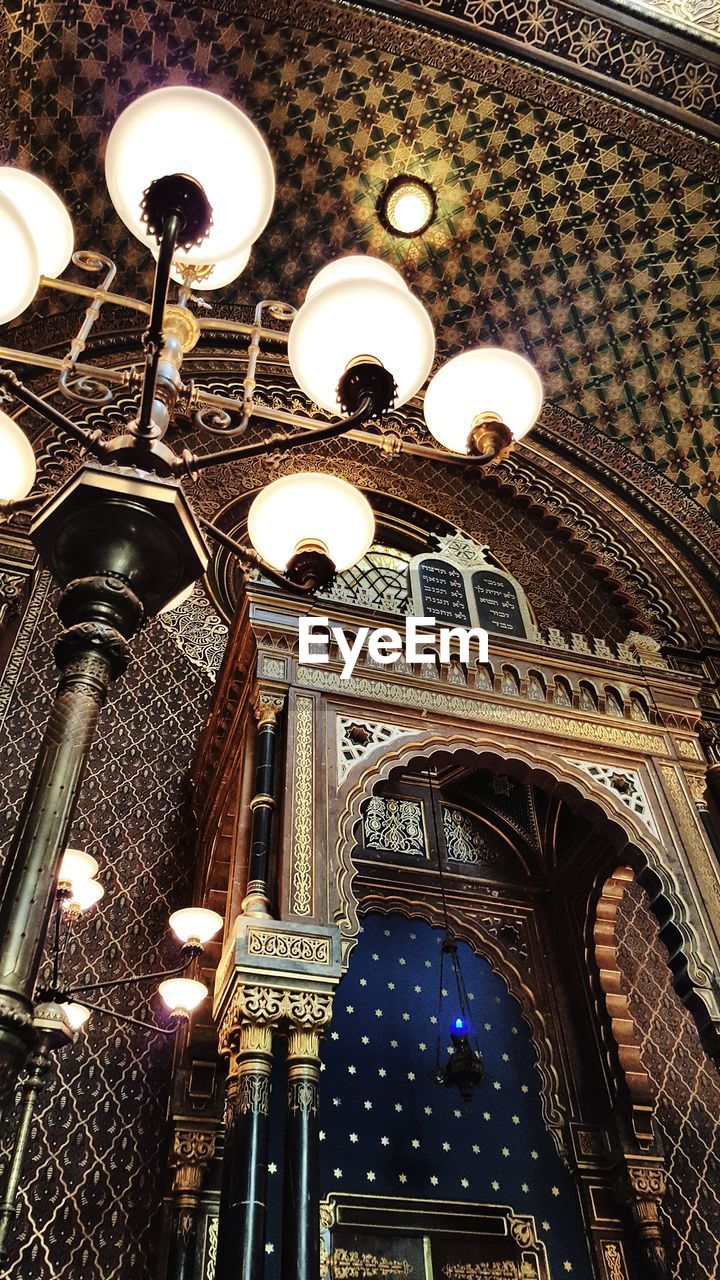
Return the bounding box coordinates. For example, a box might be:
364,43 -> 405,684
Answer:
332,1250 -> 411,1279
442,1265 -> 519,1280
299,667 -> 662,754
602,1243 -> 628,1280
660,764 -> 720,925
247,926 -> 331,965
292,695 -> 314,915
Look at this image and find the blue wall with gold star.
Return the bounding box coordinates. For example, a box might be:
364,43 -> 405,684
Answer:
314,912 -> 594,1278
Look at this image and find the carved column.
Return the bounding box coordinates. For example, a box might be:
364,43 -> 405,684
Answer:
213,919 -> 342,1280
166,1125 -> 217,1280
686,744 -> 720,863
282,1027 -> 321,1280
625,1162 -> 668,1279
216,1021 -> 274,1280
243,686 -> 286,919
0,575 -> 142,1089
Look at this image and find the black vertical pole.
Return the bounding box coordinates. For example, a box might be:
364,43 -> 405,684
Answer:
216,1024 -> 274,1280
243,691 -> 284,918
0,577 -> 142,1090
281,1029 -> 321,1280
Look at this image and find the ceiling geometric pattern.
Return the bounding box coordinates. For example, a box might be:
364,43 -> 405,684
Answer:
1,0 -> 719,514
388,0 -> 720,131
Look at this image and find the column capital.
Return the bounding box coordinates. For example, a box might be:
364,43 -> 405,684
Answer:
214,919 -> 343,1052
171,1122 -> 217,1193
252,683 -> 287,727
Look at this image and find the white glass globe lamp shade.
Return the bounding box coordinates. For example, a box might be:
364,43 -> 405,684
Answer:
169,907 -> 224,948
0,191 -> 40,324
104,87 -> 275,265
150,242 -> 251,290
159,977 -> 208,1018
288,255 -> 435,413
159,245 -> 251,290
0,168 -> 74,278
58,848 -> 99,890
248,472 -> 375,574
423,348 -> 543,458
0,409 -> 37,501
67,878 -> 105,913
63,1002 -> 92,1032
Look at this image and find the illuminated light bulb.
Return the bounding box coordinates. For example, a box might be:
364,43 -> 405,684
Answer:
158,977 -> 208,1018
58,848 -> 99,889
66,878 -> 104,913
423,347 -> 543,456
169,907 -> 224,947
105,87 -> 275,264
63,1003 -> 92,1032
0,409 -> 37,501
248,472 -> 375,574
380,176 -> 436,237
0,190 -> 40,324
0,167 -> 74,278
289,255 -> 435,413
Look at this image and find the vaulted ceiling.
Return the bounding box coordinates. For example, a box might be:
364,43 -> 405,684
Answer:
2,0 -> 719,514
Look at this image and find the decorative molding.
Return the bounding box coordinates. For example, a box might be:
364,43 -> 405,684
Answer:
337,716 -> 416,783
563,761 -> 659,837
602,1242 -> 629,1280
660,764 -> 720,925
218,983 -> 335,1050
227,0 -> 720,150
302,666 -> 663,754
205,1216 -> 218,1280
291,695 -> 315,916
592,867 -> 655,1147
247,926 -> 332,965
443,805 -> 510,868
363,795 -> 426,857
237,1073 -> 271,1116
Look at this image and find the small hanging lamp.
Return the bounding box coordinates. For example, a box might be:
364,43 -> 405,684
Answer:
425,764 -> 487,1104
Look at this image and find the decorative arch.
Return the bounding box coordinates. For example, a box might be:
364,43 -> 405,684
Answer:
333,730 -> 720,1063
355,894 -> 568,1156
590,865 -> 656,1148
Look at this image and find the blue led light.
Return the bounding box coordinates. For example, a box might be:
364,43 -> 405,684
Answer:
452,1015 -> 469,1035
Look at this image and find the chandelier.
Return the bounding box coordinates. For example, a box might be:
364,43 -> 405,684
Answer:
0,843 -> 223,1259
0,85 -> 543,1100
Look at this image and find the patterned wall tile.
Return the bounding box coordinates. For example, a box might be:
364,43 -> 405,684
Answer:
0,576 -> 214,1279
616,879 -> 720,1280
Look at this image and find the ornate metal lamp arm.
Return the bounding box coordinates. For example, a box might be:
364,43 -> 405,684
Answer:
66,958 -> 194,995
183,393 -> 374,475
0,367 -> 110,458
198,518 -> 315,595
40,274 -> 151,317
71,999 -> 176,1036
58,252 -> 126,405
0,345 -> 132,392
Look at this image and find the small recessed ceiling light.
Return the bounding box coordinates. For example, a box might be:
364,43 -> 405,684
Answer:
379,175 -> 436,238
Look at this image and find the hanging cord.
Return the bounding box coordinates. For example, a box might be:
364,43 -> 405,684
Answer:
426,762 -> 477,1046
425,762 -> 481,1034
425,762 -> 451,937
